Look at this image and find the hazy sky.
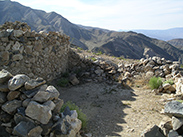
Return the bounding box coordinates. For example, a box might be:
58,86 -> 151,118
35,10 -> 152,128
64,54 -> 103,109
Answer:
14,0 -> 183,31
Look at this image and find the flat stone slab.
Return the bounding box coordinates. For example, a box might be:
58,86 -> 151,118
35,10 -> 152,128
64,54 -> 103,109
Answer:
8,74 -> 30,91
164,101 -> 183,118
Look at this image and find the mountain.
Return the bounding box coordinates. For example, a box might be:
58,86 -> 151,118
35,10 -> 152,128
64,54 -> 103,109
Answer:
1,0 -> 183,63
168,39 -> 183,51
133,28 -> 183,41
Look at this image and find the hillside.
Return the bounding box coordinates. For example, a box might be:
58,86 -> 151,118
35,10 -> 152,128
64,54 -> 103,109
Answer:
168,39 -> 183,51
1,0 -> 183,63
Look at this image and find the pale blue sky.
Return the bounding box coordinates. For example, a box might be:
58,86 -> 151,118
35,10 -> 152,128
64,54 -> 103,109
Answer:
14,0 -> 183,31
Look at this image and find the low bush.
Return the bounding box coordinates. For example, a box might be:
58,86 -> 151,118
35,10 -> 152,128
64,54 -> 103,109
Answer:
163,79 -> 174,85
57,77 -> 69,87
149,76 -> 162,89
61,101 -> 88,129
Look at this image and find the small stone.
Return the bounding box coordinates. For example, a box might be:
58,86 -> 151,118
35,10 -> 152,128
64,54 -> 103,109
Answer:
12,41 -> 21,51
70,110 -> 78,120
69,75 -> 79,85
53,99 -> 64,114
13,30 -> 23,37
12,54 -> 23,61
7,91 -> 21,101
141,125 -> 166,137
24,77 -> 46,90
0,92 -> 7,103
0,84 -> 9,92
0,69 -> 13,84
172,116 -> 183,131
168,130 -> 179,137
32,90 -> 50,103
8,74 -> 30,91
43,100 -> 56,110
2,100 -> 22,114
63,106 -> 71,116
22,99 -> 31,107
23,84 -> 47,98
28,126 -> 43,137
46,85 -> 60,100
163,83 -> 171,90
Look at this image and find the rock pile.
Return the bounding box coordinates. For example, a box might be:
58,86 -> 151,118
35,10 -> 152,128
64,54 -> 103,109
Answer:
0,69 -> 82,137
141,100 -> 183,137
0,21 -> 70,81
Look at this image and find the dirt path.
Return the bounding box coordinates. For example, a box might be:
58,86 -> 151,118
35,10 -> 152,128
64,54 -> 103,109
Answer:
55,82 -> 168,137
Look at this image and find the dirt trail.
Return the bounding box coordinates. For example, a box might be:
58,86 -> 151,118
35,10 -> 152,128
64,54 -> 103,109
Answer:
55,82 -> 168,137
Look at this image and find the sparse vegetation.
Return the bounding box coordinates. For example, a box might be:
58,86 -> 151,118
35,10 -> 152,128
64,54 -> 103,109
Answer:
95,51 -> 103,55
149,76 -> 162,90
163,79 -> 174,85
57,72 -> 70,87
61,101 -> 88,129
57,77 -> 69,87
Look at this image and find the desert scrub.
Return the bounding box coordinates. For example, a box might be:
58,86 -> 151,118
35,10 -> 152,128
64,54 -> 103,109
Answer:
57,77 -> 69,87
149,76 -> 162,89
61,101 -> 88,129
57,72 -> 70,87
163,79 -> 174,85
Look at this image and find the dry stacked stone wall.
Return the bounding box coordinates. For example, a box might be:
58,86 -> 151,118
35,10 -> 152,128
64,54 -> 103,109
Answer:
0,21 -> 70,81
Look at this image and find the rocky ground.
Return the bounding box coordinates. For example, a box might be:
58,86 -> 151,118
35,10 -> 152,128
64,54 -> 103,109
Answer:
52,49 -> 178,137
56,81 -> 173,137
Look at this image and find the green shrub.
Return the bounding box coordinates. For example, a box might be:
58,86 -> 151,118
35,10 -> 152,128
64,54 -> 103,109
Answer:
61,101 -> 88,129
57,77 -> 69,87
149,77 -> 162,89
163,79 -> 174,85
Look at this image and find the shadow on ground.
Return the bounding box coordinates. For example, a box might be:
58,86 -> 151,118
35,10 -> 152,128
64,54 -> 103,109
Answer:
55,82 -> 136,137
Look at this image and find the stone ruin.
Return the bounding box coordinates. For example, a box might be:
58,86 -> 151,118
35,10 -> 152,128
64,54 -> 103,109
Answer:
0,21 -> 70,81
0,69 -> 82,137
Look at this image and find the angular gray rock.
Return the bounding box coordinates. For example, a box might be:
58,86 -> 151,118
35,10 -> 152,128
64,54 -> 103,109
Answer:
27,126 -> 43,137
32,90 -> 50,103
0,69 -> 13,84
164,101 -> 183,118
141,125 -> 166,137
24,77 -> 46,90
168,130 -> 179,137
8,74 -> 30,91
69,75 -> 79,85
25,101 -> 52,124
2,100 -> 22,114
172,116 -> 183,131
46,86 -> 60,100
13,121 -> 35,137
7,91 -> 20,101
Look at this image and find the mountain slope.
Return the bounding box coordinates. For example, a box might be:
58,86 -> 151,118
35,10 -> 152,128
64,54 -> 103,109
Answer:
1,0 -> 183,63
167,39 -> 183,51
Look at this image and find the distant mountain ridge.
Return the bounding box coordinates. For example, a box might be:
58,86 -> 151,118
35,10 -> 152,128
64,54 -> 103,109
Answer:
133,28 -> 183,41
1,0 -> 183,63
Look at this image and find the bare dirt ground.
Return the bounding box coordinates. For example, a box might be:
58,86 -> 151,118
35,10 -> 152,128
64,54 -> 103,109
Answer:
55,81 -> 168,137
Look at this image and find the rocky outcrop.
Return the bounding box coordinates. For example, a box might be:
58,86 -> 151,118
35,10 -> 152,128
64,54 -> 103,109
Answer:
0,21 -> 70,81
0,69 -> 82,137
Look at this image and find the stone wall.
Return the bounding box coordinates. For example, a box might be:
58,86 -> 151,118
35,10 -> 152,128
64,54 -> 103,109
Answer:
0,21 -> 70,81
